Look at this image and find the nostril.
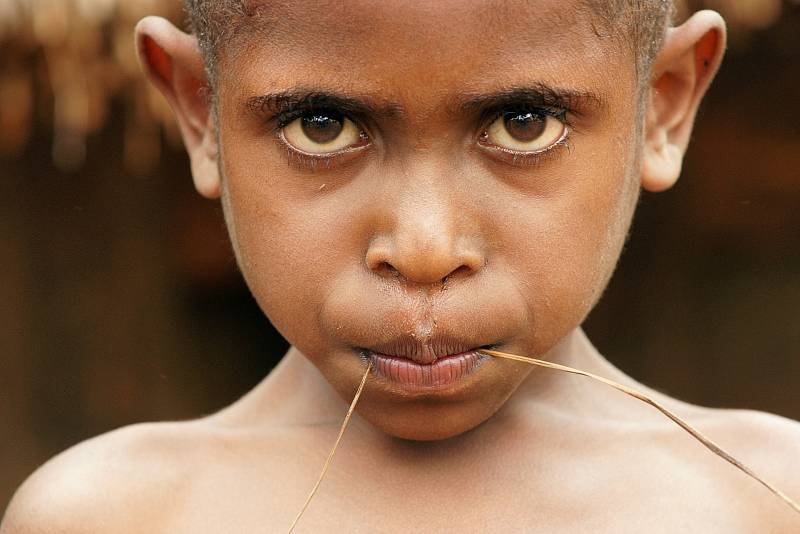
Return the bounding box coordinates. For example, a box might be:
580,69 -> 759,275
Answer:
450,265 -> 472,278
366,237 -> 485,284
375,261 -> 400,278
442,265 -> 472,288
365,239 -> 395,274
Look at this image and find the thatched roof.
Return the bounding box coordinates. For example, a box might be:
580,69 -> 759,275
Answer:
0,0 -> 787,173
0,0 -> 182,173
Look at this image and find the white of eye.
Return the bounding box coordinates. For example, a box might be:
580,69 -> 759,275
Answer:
484,111 -> 567,153
282,113 -> 364,154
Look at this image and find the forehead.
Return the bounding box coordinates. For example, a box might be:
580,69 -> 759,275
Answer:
233,0 -> 613,57
241,0 -> 598,42
219,0 -> 635,113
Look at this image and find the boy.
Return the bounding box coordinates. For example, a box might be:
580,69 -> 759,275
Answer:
3,0 -> 800,531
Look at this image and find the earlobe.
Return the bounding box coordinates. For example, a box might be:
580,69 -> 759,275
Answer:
135,16 -> 220,199
640,125 -> 683,193
191,120 -> 221,199
640,10 -> 726,193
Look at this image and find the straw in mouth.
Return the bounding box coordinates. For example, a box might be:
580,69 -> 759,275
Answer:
481,347 -> 800,516
287,349 -> 800,532
287,361 -> 372,533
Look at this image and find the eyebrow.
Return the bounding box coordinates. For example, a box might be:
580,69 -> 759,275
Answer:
246,90 -> 404,121
245,83 -> 603,122
455,84 -> 604,117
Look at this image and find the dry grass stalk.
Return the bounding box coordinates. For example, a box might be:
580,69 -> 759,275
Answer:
481,348 -> 800,516
289,348 -> 799,532
287,361 -> 372,533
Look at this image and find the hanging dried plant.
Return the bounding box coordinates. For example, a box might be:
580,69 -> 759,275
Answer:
0,0 -> 182,173
0,0 -> 789,173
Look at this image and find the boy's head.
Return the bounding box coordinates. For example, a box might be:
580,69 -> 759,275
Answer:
136,0 -> 725,440
184,0 -> 675,86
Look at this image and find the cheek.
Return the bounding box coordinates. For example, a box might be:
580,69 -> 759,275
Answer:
504,142 -> 639,351
219,155 -> 353,353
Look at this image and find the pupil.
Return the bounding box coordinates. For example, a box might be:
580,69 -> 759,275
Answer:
503,111 -> 546,142
301,111 -> 344,144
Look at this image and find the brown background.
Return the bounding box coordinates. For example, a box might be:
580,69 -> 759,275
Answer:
1,1 -> 799,512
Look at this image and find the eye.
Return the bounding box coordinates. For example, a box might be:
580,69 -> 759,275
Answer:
481,109 -> 567,153
281,109 -> 367,155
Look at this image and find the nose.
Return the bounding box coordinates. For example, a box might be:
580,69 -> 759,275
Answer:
365,200 -> 485,286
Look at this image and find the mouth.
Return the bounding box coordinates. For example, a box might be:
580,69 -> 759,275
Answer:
357,337 -> 498,390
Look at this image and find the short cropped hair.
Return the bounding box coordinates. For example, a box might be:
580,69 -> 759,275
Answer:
185,0 -> 674,87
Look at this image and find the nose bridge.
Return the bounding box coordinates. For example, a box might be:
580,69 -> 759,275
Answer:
366,157 -> 484,285
396,185 -> 453,261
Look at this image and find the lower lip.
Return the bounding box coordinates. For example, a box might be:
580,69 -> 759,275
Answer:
366,350 -> 488,389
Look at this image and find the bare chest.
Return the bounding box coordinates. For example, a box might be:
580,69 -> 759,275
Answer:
159,448 -> 769,533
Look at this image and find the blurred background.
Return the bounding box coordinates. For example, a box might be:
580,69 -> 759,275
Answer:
1,0 -> 799,511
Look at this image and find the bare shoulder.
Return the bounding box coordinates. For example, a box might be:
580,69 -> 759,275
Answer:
703,407 -> 800,471
1,420 -> 216,533
699,407 -> 800,527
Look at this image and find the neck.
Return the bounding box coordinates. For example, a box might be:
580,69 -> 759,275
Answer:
220,327 -> 647,436
500,328 -> 648,421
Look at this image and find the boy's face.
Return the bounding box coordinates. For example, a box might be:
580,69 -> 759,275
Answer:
216,0 -> 642,440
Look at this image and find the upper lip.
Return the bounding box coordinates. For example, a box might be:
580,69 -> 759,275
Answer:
362,334 -> 494,365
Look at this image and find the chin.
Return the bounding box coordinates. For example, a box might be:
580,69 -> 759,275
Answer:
380,423 -> 472,442
358,399 -> 500,442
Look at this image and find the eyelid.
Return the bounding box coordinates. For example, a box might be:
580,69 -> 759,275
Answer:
274,119 -> 371,171
260,94 -> 577,170
277,127 -> 370,157
479,105 -> 571,131
476,108 -> 572,166
269,102 -> 378,150
276,140 -> 370,172
251,93 -> 377,136
479,135 -> 571,168
457,85 -> 602,120
272,106 -> 366,134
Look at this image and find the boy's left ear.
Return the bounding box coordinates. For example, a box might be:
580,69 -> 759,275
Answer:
641,10 -> 726,193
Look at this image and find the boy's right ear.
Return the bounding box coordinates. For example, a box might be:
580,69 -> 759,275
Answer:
135,16 -> 220,199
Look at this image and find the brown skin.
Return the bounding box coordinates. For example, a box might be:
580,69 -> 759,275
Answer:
4,2 -> 800,532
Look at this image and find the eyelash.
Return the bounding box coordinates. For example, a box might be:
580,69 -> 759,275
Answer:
477,107 -> 572,167
270,107 -> 369,170
269,104 -> 573,170
485,135 -> 572,168
279,144 -> 348,171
